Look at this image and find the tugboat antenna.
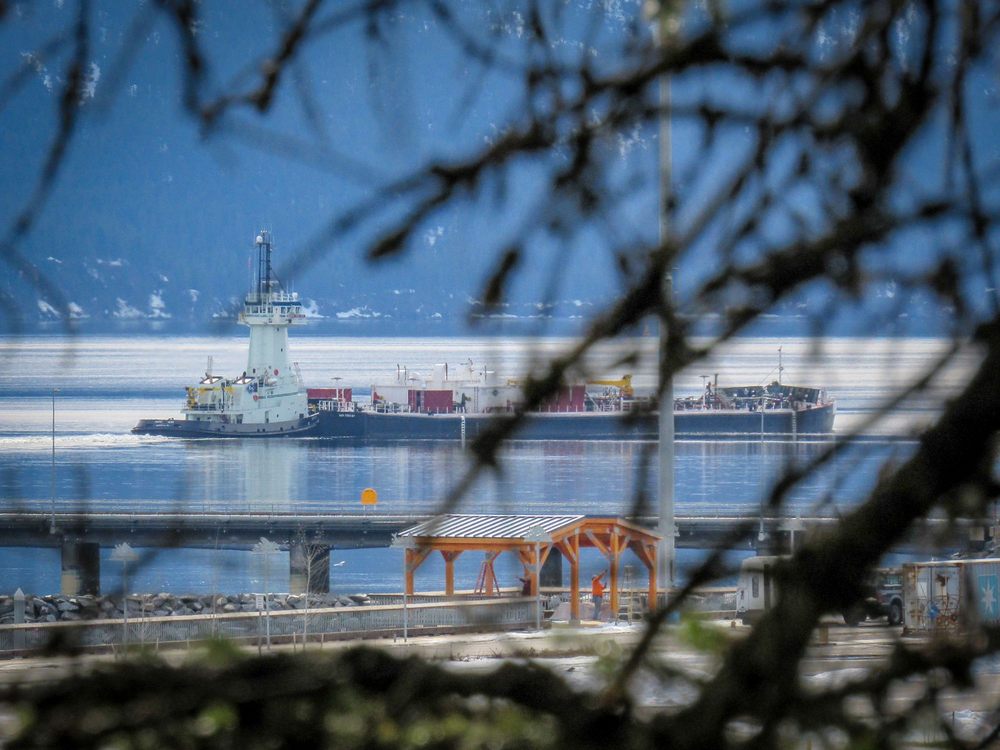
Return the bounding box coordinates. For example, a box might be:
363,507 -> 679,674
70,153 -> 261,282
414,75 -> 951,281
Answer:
777,346 -> 784,386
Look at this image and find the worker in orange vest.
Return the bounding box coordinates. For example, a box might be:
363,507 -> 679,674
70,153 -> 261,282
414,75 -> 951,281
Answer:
591,570 -> 607,620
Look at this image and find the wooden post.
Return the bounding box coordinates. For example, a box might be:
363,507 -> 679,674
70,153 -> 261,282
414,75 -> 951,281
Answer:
442,551 -> 461,596
609,533 -> 620,620
647,543 -> 658,614
405,549 -> 415,596
570,534 -> 580,622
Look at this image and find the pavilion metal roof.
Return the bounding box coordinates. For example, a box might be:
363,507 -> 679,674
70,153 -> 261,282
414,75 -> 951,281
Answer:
398,514 -> 586,540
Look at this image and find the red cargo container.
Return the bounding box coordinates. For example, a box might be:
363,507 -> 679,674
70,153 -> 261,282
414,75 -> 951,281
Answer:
408,389 -> 454,413
541,385 -> 586,412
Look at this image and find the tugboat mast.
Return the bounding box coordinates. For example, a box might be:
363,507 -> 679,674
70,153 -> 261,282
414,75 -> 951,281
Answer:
253,231 -> 276,301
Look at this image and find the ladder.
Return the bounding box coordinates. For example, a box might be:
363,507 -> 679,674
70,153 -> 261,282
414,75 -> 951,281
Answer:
618,565 -> 637,624
474,554 -> 501,596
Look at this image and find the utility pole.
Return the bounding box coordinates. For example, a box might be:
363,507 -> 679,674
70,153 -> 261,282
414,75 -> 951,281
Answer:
649,0 -> 678,593
50,388 -> 59,533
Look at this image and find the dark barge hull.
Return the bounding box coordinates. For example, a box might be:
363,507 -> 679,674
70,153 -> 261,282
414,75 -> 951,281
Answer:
313,402 -> 835,441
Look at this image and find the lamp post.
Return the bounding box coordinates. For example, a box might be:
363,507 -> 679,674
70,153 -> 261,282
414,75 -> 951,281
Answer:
110,542 -> 139,652
252,537 -> 280,651
390,535 -> 417,642
50,388 -> 59,532
524,527 -> 553,630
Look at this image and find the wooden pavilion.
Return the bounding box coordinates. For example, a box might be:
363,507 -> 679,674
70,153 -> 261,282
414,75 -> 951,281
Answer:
395,515 -> 661,621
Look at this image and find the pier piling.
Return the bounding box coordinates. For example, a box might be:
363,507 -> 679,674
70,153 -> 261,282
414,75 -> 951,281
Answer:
289,543 -> 331,594
60,540 -> 100,595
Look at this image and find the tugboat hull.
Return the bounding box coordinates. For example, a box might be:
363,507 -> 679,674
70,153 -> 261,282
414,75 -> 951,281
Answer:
132,414 -> 319,438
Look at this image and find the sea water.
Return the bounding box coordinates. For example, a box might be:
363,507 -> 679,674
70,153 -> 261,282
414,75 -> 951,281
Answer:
0,334 -> 979,596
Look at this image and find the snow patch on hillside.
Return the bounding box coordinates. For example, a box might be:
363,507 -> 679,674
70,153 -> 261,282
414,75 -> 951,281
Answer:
113,298 -> 144,319
37,299 -> 59,318
336,306 -> 381,319
301,299 -> 323,318
149,291 -> 170,319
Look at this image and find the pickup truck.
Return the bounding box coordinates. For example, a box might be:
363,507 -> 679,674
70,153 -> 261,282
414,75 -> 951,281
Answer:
844,568 -> 904,626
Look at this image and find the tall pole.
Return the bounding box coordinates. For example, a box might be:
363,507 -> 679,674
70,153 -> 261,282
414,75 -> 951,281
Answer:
264,553 -> 271,651
653,4 -> 676,594
122,560 -> 129,651
50,388 -> 59,533
535,540 -> 542,630
402,550 -> 408,642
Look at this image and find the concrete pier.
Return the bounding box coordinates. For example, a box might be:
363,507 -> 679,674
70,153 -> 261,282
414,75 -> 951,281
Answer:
60,541 -> 100,596
289,543 -> 330,594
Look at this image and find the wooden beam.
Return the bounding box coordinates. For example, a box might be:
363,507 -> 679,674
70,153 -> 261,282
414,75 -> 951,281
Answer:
405,548 -> 432,595
629,539 -> 655,570
555,539 -> 578,566
584,529 -> 609,557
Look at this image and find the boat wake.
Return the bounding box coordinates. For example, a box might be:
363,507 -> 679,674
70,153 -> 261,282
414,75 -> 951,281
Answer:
0,433 -> 172,451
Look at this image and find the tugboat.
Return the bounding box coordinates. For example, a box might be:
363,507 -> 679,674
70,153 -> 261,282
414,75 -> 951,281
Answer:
132,231 -> 318,437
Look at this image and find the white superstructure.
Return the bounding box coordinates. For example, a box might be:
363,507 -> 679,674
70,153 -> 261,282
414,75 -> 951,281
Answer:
179,231 -> 313,435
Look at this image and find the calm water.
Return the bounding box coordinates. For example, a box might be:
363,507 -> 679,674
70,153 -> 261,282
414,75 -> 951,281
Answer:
0,335 -> 978,595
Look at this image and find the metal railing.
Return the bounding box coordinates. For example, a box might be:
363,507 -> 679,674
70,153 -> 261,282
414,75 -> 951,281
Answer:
0,598 -> 538,655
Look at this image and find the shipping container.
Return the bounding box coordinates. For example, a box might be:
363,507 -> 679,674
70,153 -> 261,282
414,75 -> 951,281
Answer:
903,559 -> 1000,632
540,385 -> 587,412
407,389 -> 454,413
